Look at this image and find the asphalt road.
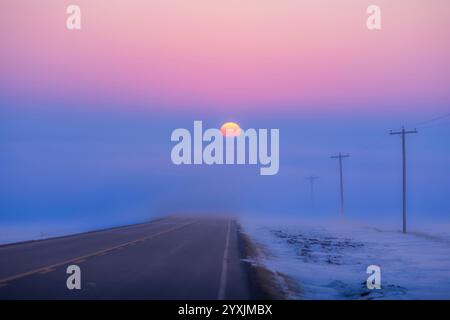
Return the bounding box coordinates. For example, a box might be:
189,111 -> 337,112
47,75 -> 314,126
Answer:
0,217 -> 253,299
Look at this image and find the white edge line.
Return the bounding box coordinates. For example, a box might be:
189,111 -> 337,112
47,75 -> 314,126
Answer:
218,219 -> 231,300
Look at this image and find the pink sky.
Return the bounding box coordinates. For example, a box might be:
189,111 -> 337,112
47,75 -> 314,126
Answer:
1,0 -> 450,113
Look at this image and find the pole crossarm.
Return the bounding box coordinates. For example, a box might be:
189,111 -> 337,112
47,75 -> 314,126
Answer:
331,153 -> 350,159
390,129 -> 418,135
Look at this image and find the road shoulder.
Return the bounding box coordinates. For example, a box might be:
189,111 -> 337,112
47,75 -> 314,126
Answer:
237,223 -> 297,299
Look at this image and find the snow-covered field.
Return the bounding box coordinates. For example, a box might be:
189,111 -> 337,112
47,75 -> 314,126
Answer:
242,219 -> 450,300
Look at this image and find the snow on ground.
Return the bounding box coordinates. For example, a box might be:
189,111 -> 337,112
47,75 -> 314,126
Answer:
242,218 -> 450,300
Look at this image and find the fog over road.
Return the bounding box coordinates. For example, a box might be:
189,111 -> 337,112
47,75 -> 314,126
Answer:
0,217 -> 254,299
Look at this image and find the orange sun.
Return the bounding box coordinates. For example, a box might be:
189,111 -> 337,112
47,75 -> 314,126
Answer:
220,122 -> 241,137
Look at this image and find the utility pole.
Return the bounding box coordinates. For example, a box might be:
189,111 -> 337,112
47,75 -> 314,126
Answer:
331,153 -> 350,221
305,176 -> 319,212
390,126 -> 418,233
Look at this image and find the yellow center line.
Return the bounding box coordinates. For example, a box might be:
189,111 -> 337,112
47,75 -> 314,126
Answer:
39,268 -> 55,274
73,259 -> 87,264
0,221 -> 195,285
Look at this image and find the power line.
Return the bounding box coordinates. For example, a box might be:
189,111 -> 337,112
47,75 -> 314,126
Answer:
389,126 -> 418,234
414,112 -> 450,128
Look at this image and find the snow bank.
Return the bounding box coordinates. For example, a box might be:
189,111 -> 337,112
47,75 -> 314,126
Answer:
241,218 -> 450,300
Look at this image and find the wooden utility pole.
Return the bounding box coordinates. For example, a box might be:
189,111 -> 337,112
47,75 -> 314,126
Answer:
305,176 -> 319,212
390,126 -> 418,233
331,153 -> 350,221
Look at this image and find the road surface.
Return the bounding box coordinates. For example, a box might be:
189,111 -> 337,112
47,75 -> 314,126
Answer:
0,217 -> 254,299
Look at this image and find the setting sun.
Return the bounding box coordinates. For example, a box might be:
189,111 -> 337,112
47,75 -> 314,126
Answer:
220,122 -> 241,137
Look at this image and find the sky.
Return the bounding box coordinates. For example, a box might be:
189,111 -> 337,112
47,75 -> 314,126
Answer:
1,1 -> 449,240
